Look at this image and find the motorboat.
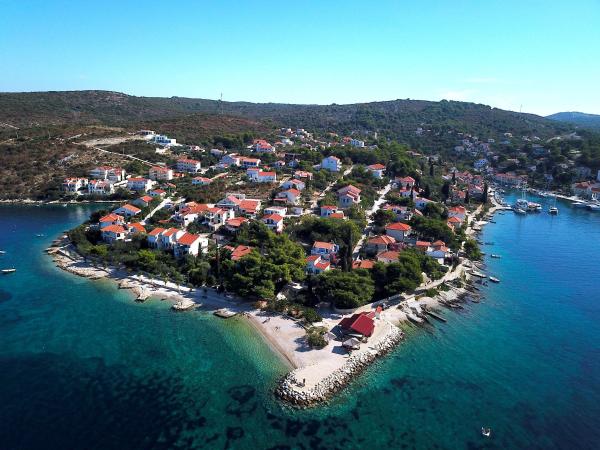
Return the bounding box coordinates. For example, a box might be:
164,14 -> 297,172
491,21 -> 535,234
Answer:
527,201 -> 542,212
512,206 -> 526,215
587,203 -> 600,211
573,201 -> 587,208
491,254 -> 501,258
549,206 -> 558,215
489,277 -> 500,283
2,268 -> 16,274
0,250 -> 6,255
482,427 -> 492,437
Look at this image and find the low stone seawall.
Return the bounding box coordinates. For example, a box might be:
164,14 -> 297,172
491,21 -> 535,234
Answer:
275,326 -> 404,407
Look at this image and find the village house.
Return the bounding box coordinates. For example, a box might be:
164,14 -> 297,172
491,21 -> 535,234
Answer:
382,204 -> 413,222
176,158 -> 201,173
385,222 -> 412,241
127,222 -> 146,236
415,240 -> 432,253
262,213 -> 284,233
253,139 -> 275,153
226,244 -> 254,261
294,170 -> 314,181
247,168 -> 277,183
337,185 -> 361,208
133,195 -> 153,208
264,206 -> 287,217
101,225 -> 127,244
306,255 -> 331,275
98,213 -> 125,229
311,241 -> 339,260
427,240 -> 450,263
339,312 -> 375,337
321,155 -> 342,172
192,176 -> 212,186
114,204 -> 142,218
281,178 -> 305,191
448,206 -> 467,223
447,216 -> 462,231
149,166 -> 174,181
224,217 -> 249,233
367,163 -> 386,179
87,180 -> 115,196
352,259 -> 375,269
152,134 -> 177,146
240,157 -> 261,168
493,172 -> 526,186
173,232 -> 207,258
275,188 -> 301,205
414,197 -> 434,211
350,138 -> 365,148
127,177 -> 154,192
205,207 -> 235,231
366,235 -> 396,253
396,176 -> 415,190
320,205 -> 341,217
62,177 -> 88,193
220,153 -> 241,167
149,188 -> 167,198
89,166 -> 125,182
376,250 -> 401,264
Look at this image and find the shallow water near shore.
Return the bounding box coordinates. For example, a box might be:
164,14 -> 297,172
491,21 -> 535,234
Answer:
1,197 -> 600,449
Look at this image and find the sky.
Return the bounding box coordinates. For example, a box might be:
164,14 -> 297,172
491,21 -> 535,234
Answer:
1,0 -> 599,116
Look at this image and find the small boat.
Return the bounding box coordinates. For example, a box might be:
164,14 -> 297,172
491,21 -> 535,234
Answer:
2,268 -> 16,274
572,201 -> 587,208
491,254 -> 501,258
489,277 -> 500,283
587,203 -> 600,211
0,250 -> 6,254
549,206 -> 558,215
482,427 -> 492,437
35,233 -> 44,237
484,241 -> 494,245
512,206 -> 526,215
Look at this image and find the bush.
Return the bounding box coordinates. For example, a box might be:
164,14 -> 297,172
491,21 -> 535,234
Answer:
302,307 -> 322,324
306,326 -> 328,349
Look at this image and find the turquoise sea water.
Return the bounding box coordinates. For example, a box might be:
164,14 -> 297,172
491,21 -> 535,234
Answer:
0,198 -> 599,449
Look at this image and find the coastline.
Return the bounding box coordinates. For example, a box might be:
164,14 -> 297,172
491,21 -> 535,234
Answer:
47,196 -> 500,408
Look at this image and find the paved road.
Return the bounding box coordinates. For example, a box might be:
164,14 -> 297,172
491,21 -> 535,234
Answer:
352,181 -> 393,257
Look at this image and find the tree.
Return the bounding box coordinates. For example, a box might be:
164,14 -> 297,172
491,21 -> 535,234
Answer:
483,183 -> 489,203
465,190 -> 470,204
373,209 -> 396,227
441,181 -> 451,200
313,270 -> 374,309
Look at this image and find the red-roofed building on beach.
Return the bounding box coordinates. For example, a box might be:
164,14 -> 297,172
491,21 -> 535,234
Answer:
339,312 -> 375,337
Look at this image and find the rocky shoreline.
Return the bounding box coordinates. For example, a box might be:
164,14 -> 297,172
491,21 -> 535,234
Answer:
275,326 -> 404,407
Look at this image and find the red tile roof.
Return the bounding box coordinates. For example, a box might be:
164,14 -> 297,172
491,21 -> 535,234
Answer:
313,241 -> 336,250
386,222 -> 412,231
128,222 -> 146,233
230,245 -> 254,261
177,232 -> 200,246
339,313 -> 375,337
102,225 -> 126,234
148,227 -> 165,236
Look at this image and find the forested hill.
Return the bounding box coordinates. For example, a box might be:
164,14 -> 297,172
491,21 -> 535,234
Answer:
547,111 -> 600,131
0,90 -> 571,139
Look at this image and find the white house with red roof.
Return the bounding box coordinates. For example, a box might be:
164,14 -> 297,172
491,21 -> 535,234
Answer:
396,176 -> 416,190
62,177 -> 88,193
367,164 -> 386,179
114,204 -> 142,218
311,241 -> 339,260
99,213 -> 125,229
89,166 -> 125,182
281,179 -> 305,191
127,177 -> 154,192
192,176 -> 212,186
247,169 -> 277,183
321,155 -> 342,172
101,225 -> 127,243
264,206 -> 287,217
149,166 -> 174,181
385,222 -> 412,241
174,232 -> 207,258
176,159 -> 201,173
205,207 -> 234,230
367,235 -> 396,253
88,180 -> 115,196
220,153 -> 242,167
448,206 -> 467,223
127,222 -> 146,235
226,244 -> 254,261
376,250 -> 401,264
262,213 -> 284,233
306,255 -> 331,274
294,170 -> 313,181
320,205 -> 340,217
337,185 -> 361,208
240,157 -> 261,168
224,217 -> 249,233
253,139 -> 275,153
275,188 -> 301,205
382,204 -> 413,221
427,240 -> 450,262
149,188 -> 167,197
133,195 -> 153,208
447,216 -> 462,230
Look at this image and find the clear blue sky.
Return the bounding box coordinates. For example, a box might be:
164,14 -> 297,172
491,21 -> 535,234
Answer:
1,0 -> 599,116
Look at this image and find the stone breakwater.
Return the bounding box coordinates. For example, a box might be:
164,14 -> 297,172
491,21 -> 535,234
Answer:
276,326 -> 404,407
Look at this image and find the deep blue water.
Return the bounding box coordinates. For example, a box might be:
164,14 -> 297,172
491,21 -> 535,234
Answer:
0,198 -> 599,449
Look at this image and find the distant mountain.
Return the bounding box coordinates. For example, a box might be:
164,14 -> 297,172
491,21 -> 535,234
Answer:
547,111 -> 600,130
0,90 -> 571,140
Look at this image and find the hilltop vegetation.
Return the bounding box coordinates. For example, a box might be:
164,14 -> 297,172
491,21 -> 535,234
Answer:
0,90 -> 570,141
547,111 -> 600,131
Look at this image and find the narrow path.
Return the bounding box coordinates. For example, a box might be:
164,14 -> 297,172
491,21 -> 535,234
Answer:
352,181 -> 393,257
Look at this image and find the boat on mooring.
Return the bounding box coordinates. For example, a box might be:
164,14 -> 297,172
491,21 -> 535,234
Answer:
549,206 -> 558,215
2,268 -> 16,274
491,254 -> 501,258
489,277 -> 500,283
482,427 -> 492,437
